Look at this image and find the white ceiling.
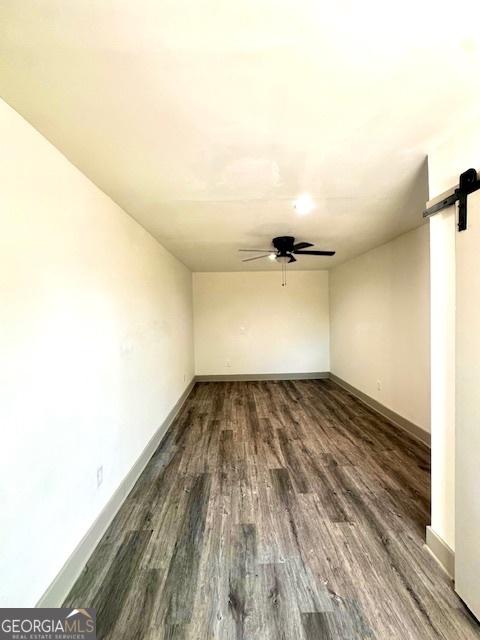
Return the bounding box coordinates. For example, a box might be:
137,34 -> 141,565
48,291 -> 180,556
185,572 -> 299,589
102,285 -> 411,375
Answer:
1,0 -> 480,270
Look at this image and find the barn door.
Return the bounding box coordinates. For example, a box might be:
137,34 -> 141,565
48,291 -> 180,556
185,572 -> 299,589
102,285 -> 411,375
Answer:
455,187 -> 480,620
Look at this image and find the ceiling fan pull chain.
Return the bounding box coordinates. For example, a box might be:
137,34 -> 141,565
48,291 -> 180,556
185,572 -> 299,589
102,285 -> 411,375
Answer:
282,261 -> 286,287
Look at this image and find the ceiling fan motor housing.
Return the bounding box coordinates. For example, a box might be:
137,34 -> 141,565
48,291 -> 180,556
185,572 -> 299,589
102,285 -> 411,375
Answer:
272,236 -> 295,255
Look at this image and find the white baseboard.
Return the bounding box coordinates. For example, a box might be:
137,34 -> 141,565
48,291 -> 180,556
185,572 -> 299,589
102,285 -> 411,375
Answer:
195,372 -> 329,382
426,526 -> 455,578
36,378 -> 196,607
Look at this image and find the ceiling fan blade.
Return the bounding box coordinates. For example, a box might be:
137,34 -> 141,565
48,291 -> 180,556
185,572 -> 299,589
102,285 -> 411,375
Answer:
288,255 -> 297,263
238,249 -> 272,253
294,250 -> 336,256
293,242 -> 314,251
241,254 -> 271,262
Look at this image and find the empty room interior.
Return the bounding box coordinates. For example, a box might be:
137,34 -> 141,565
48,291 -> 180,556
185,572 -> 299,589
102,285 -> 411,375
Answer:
2,1 -> 480,638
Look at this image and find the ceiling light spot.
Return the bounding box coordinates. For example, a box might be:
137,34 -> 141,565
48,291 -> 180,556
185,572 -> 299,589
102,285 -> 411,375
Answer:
293,193 -> 315,215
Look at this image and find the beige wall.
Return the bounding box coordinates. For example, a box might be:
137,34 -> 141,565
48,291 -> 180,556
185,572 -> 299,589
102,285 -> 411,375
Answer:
0,99 -> 194,606
329,225 -> 431,433
193,271 -> 329,375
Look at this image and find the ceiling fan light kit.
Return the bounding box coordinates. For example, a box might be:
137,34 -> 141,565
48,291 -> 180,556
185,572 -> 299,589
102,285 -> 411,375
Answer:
239,236 -> 335,287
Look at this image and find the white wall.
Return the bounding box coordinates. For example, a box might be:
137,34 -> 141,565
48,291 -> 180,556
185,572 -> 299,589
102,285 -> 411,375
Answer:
193,271 -> 329,375
428,113 -> 480,198
454,189 -> 480,615
0,99 -> 194,606
429,209 -> 456,550
329,225 -> 431,433
426,118 -> 480,553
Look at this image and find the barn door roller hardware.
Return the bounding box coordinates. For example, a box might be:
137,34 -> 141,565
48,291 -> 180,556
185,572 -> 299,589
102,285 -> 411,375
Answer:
423,168 -> 480,231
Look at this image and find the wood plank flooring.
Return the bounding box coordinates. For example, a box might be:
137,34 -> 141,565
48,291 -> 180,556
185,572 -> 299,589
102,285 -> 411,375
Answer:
65,380 -> 480,639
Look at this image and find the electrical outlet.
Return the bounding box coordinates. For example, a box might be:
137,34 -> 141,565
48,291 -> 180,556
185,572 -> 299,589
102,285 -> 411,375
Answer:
376,380 -> 382,391
226,359 -> 231,368
183,373 -> 187,383
97,466 -> 103,488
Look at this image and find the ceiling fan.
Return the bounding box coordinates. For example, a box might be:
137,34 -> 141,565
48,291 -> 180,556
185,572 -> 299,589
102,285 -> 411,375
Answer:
239,236 -> 335,285
239,235 -> 335,263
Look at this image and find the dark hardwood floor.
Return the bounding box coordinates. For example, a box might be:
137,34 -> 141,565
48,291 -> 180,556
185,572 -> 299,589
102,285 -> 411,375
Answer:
65,380 -> 480,639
